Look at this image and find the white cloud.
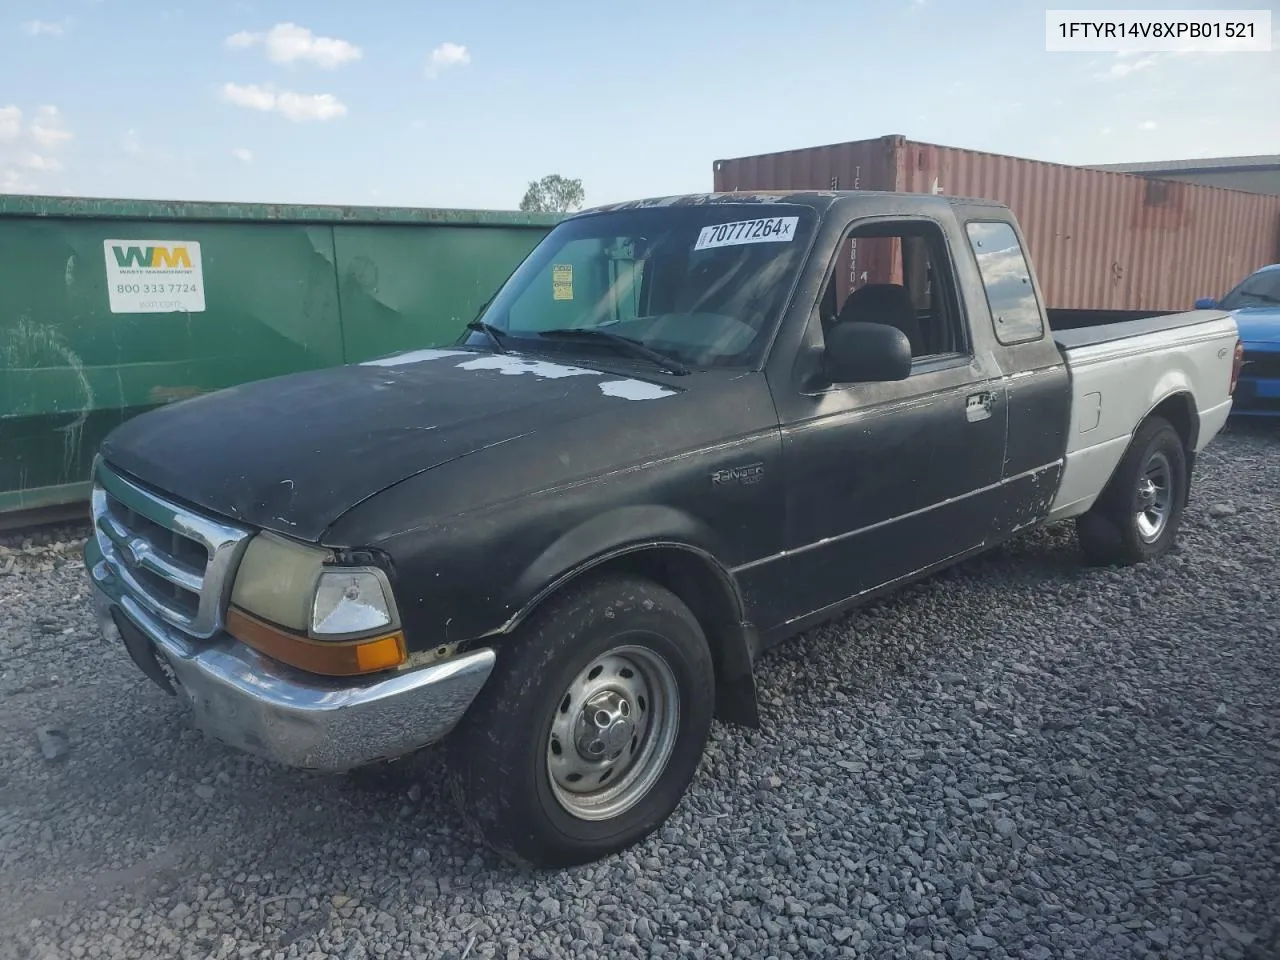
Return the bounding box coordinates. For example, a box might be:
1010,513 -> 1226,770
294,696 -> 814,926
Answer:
1,167 -> 37,192
22,19 -> 68,37
1140,120 -> 1158,130
231,147 -> 253,163
222,82 -> 276,112
0,104 -> 72,189
226,23 -> 362,68
277,91 -> 345,122
31,106 -> 72,149
21,153 -> 63,172
427,42 -> 470,78
0,105 -> 21,141
1099,55 -> 1158,80
221,83 -> 347,122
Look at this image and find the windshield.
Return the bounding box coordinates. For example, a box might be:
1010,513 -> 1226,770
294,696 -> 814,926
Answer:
465,203 -> 817,369
1219,267 -> 1280,309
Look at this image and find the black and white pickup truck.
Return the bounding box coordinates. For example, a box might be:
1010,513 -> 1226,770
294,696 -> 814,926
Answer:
84,191 -> 1241,867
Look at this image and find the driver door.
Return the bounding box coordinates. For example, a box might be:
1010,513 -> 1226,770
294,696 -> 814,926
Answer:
772,216 -> 1008,623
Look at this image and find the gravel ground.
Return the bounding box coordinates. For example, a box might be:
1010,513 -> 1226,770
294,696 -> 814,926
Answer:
1,423 -> 1277,960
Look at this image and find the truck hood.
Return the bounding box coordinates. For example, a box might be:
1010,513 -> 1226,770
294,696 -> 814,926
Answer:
1232,307 -> 1280,344
101,347 -> 691,541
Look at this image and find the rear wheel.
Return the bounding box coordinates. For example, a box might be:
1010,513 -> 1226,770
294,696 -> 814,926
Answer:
1076,416 -> 1188,566
444,574 -> 715,868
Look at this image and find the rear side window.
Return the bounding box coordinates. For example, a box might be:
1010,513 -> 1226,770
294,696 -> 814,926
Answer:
965,221 -> 1044,346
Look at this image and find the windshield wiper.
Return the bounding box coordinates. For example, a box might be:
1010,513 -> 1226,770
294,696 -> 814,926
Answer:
536,328 -> 691,375
465,320 -> 508,354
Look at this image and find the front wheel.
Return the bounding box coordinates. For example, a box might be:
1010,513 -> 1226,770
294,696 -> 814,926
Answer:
1076,415 -> 1188,566
444,574 -> 715,868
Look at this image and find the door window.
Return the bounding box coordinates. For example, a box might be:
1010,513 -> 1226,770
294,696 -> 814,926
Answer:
822,219 -> 969,364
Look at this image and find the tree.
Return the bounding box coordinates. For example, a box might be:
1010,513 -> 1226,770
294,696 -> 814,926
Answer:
519,174 -> 585,213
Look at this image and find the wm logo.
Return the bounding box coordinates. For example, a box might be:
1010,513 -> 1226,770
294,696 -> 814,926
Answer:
111,245 -> 192,269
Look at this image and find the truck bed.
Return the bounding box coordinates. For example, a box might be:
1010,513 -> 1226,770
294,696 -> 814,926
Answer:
1049,309 -> 1221,350
1046,308 -> 1238,522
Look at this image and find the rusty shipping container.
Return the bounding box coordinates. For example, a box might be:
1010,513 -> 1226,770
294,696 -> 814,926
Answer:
712,135 -> 1280,314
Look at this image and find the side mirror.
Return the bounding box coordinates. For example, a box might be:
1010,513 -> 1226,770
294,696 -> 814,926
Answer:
1194,297 -> 1218,310
824,321 -> 913,384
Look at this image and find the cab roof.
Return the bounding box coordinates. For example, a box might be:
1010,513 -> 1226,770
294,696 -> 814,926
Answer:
570,190 -> 1014,221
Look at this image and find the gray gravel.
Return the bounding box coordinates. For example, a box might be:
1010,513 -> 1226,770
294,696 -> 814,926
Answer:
1,423 -> 1278,960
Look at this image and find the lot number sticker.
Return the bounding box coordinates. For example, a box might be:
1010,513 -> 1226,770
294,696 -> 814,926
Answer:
694,216 -> 798,251
104,239 -> 206,314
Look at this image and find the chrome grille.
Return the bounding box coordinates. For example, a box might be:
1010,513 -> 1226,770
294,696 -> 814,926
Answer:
91,459 -> 252,639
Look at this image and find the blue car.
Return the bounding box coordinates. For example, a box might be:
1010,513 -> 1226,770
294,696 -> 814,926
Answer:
1197,263 -> 1280,417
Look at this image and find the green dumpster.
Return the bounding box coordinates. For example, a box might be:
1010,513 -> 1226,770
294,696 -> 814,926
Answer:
0,194 -> 560,521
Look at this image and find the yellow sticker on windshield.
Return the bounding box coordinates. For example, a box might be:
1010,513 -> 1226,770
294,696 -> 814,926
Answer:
552,264 -> 574,301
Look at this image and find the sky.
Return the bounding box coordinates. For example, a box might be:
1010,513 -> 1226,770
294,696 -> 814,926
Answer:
0,0 -> 1277,211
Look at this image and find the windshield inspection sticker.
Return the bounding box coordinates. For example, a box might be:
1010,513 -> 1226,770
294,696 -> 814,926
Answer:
693,216 -> 799,251
552,264 -> 574,301
104,239 -> 205,314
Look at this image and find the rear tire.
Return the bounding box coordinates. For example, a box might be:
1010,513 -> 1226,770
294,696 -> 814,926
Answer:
444,574 -> 715,868
1076,416 -> 1188,566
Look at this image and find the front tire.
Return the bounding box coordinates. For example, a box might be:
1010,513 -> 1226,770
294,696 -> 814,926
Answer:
444,574 -> 715,868
1076,415 -> 1188,566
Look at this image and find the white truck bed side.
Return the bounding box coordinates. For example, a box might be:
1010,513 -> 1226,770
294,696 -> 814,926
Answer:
1047,310 -> 1238,521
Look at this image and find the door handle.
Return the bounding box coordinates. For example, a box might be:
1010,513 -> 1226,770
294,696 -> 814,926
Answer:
965,391 -> 994,423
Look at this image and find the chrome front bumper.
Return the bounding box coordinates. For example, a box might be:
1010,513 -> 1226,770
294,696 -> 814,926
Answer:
86,535 -> 496,772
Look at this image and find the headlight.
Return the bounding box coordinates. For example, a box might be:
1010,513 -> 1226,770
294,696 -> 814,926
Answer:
228,533 -> 406,677
230,532 -> 327,631
230,532 -> 400,640
312,569 -> 394,637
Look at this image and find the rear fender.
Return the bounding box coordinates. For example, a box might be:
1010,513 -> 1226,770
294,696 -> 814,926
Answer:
1142,378 -> 1200,450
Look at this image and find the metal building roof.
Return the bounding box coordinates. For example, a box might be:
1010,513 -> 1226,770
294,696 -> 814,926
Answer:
1090,155 -> 1280,175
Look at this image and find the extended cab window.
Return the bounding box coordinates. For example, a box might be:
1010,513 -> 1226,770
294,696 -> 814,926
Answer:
965,221 -> 1044,345
476,204 -> 817,369
820,219 -> 968,363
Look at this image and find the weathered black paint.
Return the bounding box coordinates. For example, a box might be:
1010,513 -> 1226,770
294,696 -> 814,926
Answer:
950,201 -> 1071,534
325,367 -> 784,653
97,191 -> 1156,724
100,350 -> 711,543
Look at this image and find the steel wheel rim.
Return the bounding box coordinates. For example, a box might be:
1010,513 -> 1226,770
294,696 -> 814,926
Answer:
546,643 -> 680,822
1135,450 -> 1173,542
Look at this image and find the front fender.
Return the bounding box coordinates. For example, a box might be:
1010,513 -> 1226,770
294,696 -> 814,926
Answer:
504,504 -> 740,631
499,508 -> 760,727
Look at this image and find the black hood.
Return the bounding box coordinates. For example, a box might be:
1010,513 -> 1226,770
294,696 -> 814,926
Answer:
101,347 -> 691,541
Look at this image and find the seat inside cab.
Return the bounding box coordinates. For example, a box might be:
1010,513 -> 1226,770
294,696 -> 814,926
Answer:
818,222 -> 967,361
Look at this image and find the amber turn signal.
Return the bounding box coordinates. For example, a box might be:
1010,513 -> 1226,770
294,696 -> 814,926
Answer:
226,606 -> 407,677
